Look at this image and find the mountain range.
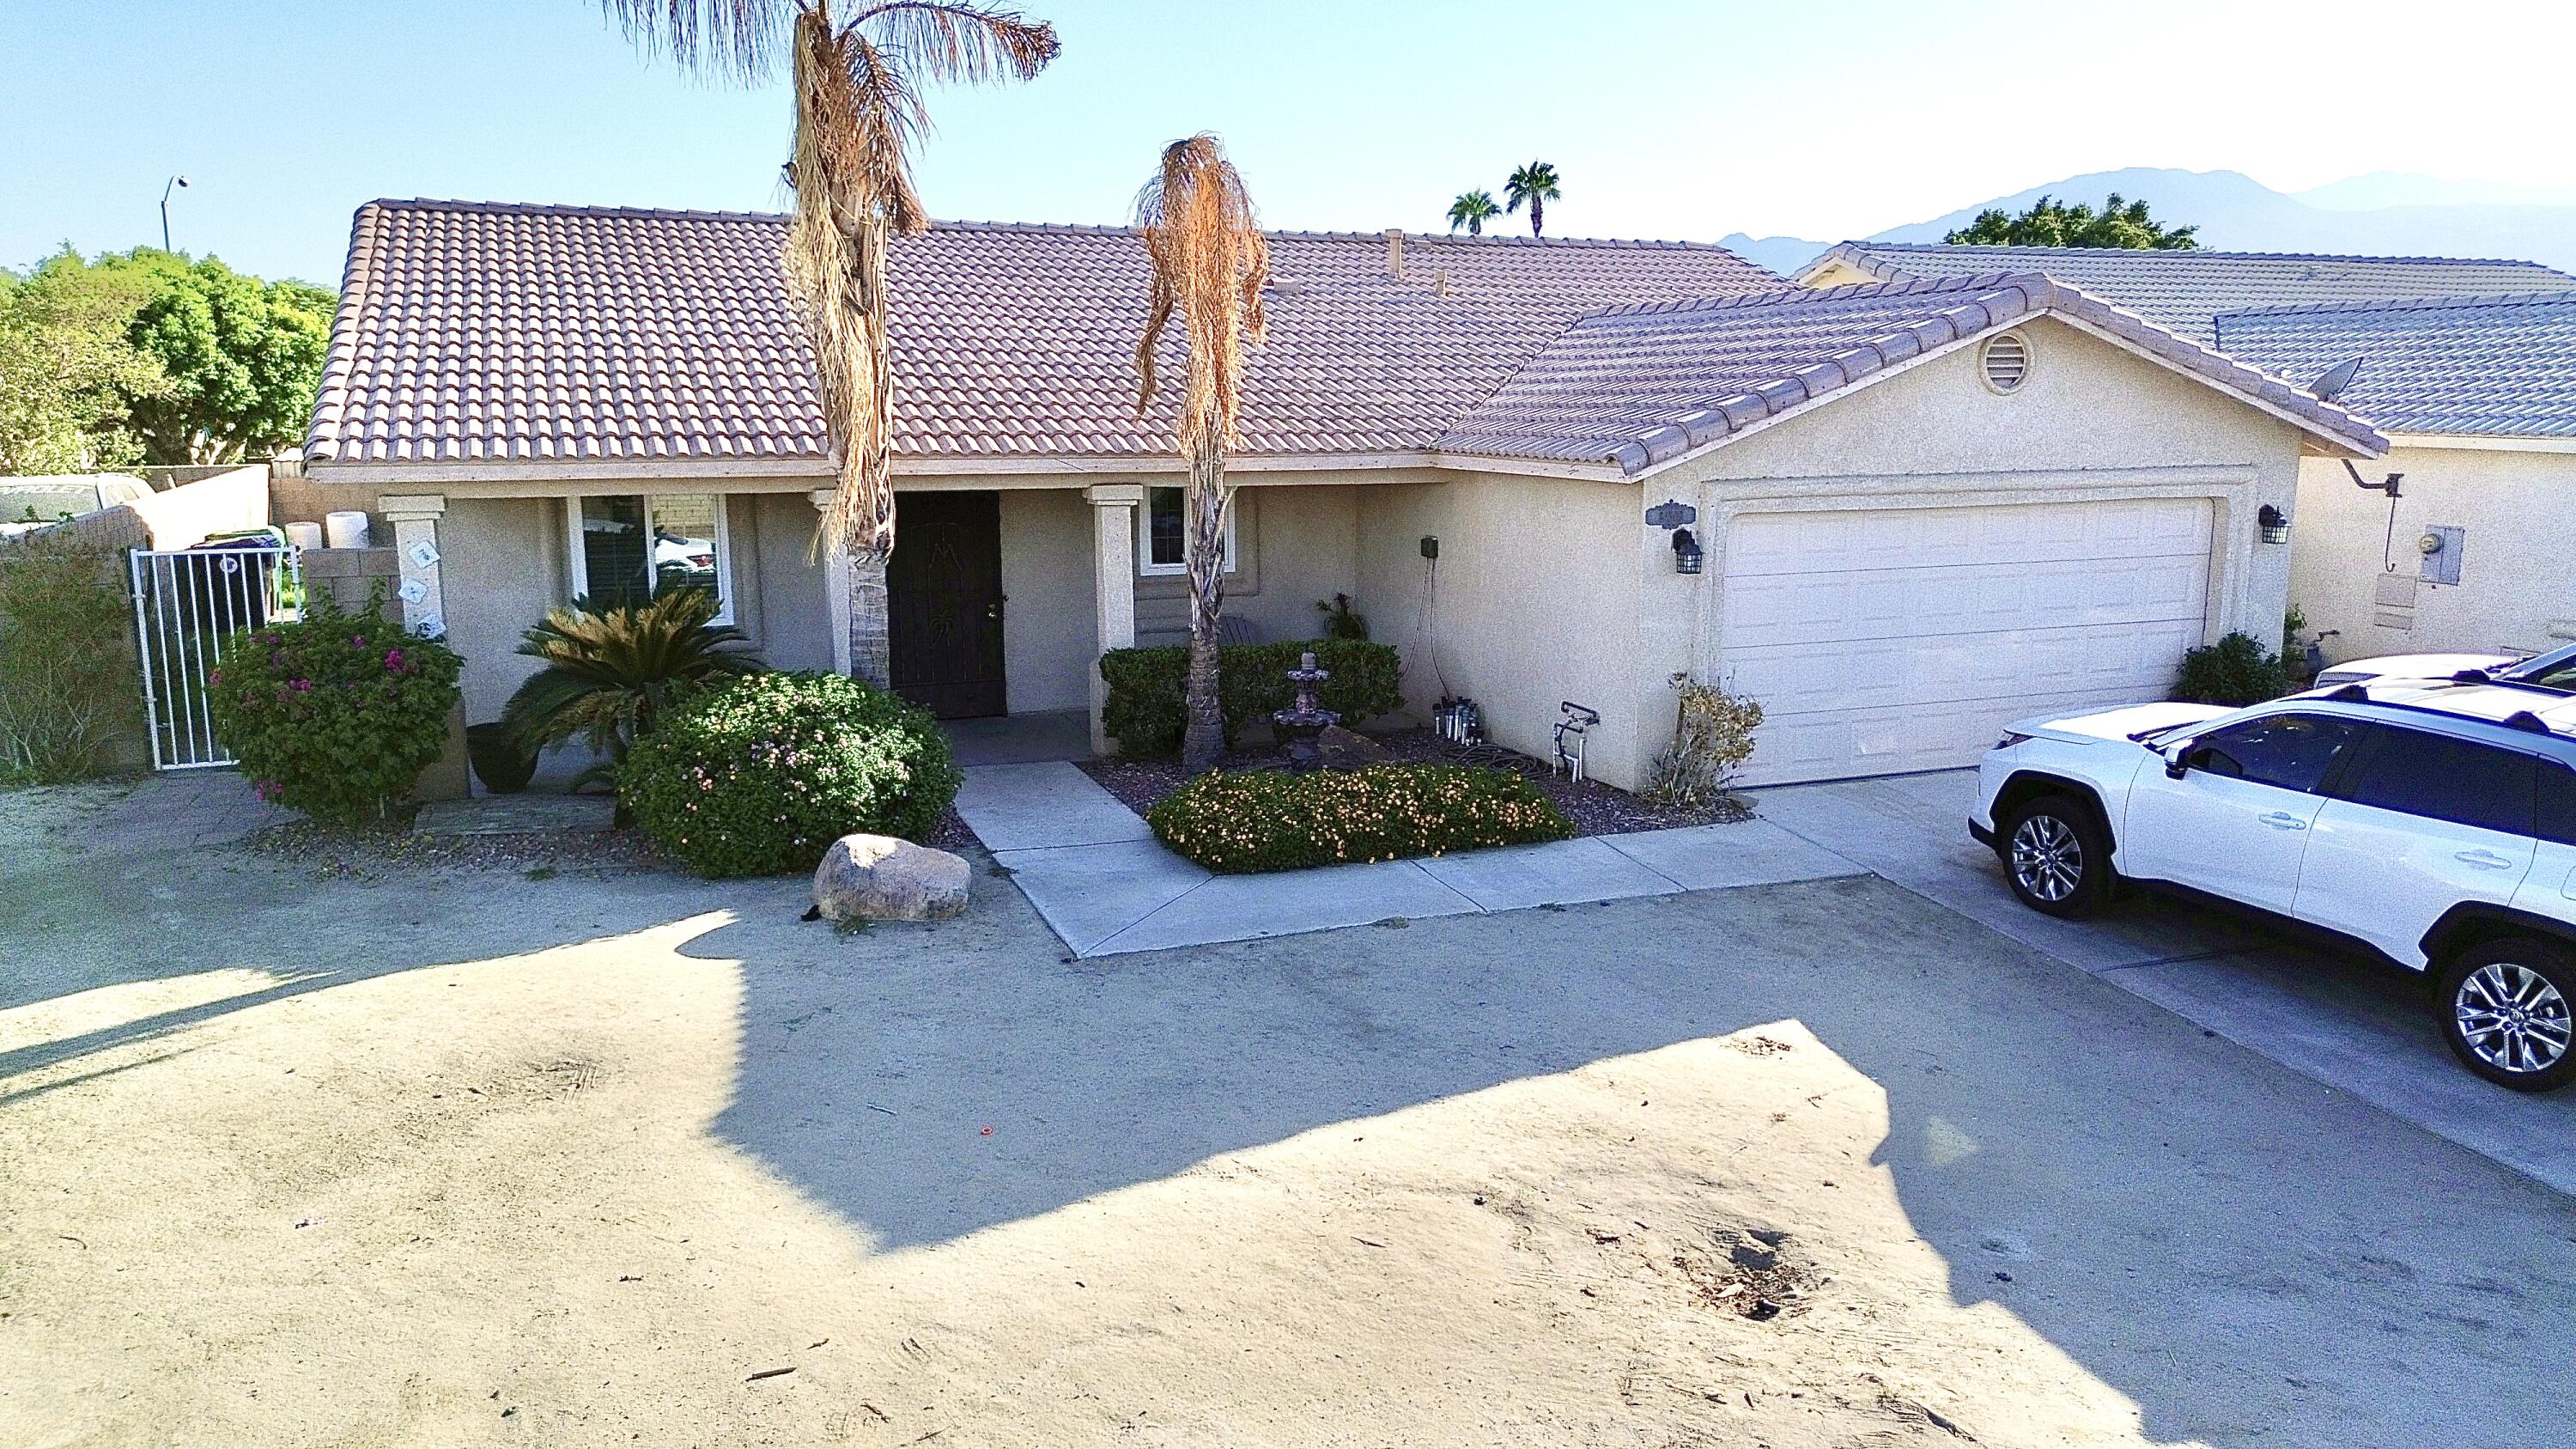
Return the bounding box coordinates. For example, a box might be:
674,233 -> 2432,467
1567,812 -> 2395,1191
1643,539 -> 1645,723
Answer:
1722,167 -> 2576,279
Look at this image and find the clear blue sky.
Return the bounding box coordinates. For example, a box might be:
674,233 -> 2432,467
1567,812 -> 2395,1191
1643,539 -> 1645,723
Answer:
6,0 -> 2572,284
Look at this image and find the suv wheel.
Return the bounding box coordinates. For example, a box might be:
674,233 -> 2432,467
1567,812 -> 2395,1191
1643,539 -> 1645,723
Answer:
2439,939 -> 2576,1093
2001,794 -> 2111,918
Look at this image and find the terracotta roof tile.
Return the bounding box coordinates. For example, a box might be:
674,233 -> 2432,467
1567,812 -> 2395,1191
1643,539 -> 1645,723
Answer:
2213,291 -> 2576,438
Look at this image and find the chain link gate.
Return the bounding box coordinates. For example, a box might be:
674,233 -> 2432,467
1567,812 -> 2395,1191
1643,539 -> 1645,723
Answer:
129,544 -> 303,770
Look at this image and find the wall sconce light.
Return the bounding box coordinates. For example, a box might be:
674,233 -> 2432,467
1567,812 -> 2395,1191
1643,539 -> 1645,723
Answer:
2257,503 -> 2291,545
1671,527 -> 1704,575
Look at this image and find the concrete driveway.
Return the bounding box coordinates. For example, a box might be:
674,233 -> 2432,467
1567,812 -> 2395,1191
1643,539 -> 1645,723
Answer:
1755,769 -> 2576,1197
8,775 -> 2576,1447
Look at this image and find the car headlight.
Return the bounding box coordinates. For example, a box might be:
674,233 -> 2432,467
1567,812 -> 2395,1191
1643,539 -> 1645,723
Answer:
1994,731 -> 2034,751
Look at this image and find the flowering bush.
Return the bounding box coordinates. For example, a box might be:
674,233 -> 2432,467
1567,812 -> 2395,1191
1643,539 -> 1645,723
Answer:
1147,764 -> 1571,874
619,671 -> 962,879
1643,680 -> 1765,812
204,594 -> 462,825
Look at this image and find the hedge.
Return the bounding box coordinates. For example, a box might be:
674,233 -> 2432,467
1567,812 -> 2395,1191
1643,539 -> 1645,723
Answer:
1099,637 -> 1402,758
619,671 -> 962,878
205,594 -> 463,825
1146,763 -> 1573,874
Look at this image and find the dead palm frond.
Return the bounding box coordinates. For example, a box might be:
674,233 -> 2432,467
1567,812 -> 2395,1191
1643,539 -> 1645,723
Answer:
594,0 -> 1059,685
1133,133 -> 1268,772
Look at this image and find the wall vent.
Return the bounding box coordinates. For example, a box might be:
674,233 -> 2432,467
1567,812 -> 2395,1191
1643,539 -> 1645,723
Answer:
1980,332 -> 2032,393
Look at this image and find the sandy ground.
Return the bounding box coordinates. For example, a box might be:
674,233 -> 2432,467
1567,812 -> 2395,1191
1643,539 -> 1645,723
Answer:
4,777 -> 2573,1448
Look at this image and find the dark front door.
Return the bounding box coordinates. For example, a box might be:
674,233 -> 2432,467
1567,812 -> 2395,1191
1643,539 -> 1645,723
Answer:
887,490 -> 1007,719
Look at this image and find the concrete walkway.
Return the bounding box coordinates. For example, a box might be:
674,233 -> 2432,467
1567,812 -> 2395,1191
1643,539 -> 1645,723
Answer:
953,762 -> 1859,958
1756,769 -> 2576,1199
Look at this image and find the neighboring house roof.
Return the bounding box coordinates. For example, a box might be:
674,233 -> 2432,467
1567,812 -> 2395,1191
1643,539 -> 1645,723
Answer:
304,199 -> 1782,468
1797,242 -> 2574,343
1442,273 -> 2385,473
2210,292 -> 2576,440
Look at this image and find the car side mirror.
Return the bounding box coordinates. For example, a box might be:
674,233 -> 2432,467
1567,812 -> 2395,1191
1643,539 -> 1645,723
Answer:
2163,741 -> 2192,780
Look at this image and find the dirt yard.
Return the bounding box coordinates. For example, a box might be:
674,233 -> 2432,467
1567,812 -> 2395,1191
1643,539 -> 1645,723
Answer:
4,776 -> 2573,1447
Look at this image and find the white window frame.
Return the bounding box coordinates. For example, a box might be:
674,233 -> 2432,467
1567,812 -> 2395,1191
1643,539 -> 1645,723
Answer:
1138,484 -> 1238,578
563,493 -> 735,624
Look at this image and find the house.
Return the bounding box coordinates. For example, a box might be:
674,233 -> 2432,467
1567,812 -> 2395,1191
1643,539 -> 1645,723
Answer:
2211,292 -> 2576,659
1797,242 -> 2576,664
296,200 -> 2383,792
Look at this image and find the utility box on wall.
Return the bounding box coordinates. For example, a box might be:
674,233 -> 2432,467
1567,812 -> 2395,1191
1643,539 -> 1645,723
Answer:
2419,525 -> 2464,588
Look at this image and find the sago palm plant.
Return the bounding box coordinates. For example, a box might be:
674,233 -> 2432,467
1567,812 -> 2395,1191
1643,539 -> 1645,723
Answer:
593,0 -> 1059,687
502,588 -> 765,783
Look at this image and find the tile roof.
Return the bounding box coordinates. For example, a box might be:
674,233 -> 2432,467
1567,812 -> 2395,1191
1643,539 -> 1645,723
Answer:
2211,292 -> 2576,439
1439,273 -> 2386,473
305,199 -> 1783,467
1801,241 -> 2574,343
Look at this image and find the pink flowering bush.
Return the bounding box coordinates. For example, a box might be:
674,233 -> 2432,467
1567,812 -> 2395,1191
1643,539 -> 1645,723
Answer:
619,671 -> 961,878
204,593 -> 461,825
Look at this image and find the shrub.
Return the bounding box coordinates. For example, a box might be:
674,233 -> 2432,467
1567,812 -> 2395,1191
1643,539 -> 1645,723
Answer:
2176,630 -> 2292,706
1643,680 -> 1765,811
205,593 -> 462,825
1100,637 -> 1402,758
619,671 -> 962,879
0,532 -> 143,784
1315,593 -> 1368,641
502,588 -> 763,787
1147,763 -> 1572,874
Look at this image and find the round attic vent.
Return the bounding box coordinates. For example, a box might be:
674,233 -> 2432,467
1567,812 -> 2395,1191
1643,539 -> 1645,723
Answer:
1980,332 -> 2032,393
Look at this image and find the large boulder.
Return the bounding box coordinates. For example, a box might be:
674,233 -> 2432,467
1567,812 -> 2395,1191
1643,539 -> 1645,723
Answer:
812,834 -> 970,922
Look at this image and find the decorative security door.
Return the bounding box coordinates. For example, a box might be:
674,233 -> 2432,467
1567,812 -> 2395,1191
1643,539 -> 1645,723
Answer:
128,544 -> 303,769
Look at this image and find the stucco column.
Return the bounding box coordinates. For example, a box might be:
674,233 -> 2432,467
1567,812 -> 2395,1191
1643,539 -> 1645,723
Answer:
1084,484 -> 1143,755
809,490 -> 854,678
379,493 -> 447,638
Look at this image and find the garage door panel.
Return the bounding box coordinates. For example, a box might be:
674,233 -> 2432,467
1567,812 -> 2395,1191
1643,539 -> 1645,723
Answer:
1728,496 -> 2212,575
1716,497 -> 2215,785
1721,554 -> 2210,648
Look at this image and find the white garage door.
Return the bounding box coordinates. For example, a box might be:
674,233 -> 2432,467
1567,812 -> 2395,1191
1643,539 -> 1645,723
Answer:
1719,497 -> 2215,785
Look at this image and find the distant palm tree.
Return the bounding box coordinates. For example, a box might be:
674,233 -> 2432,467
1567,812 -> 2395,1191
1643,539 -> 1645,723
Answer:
592,1 -> 1058,689
1132,135 -> 1270,773
1504,161 -> 1561,237
1447,189 -> 1500,236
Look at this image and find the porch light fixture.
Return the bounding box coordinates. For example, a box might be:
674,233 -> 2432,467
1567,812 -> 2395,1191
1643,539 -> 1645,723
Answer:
1671,527 -> 1704,575
2257,503 -> 2291,545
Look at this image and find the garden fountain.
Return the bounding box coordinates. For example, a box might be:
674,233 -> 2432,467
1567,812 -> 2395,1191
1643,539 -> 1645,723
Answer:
1272,650 -> 1340,772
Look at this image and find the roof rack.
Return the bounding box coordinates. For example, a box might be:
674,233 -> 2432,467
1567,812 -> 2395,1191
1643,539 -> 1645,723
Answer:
2318,683 -> 2568,740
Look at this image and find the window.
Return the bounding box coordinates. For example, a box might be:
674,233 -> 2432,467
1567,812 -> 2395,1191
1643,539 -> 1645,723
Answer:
1138,485 -> 1237,577
2183,713 -> 2360,794
2542,764 -> 2576,847
566,494 -> 732,622
2331,725 -> 2540,837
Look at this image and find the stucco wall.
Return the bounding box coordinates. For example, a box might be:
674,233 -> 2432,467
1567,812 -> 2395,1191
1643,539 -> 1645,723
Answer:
2291,444 -> 2576,661
1356,476 -> 1649,784
1133,485 -> 1362,648
745,493 -> 834,672
440,497 -> 563,724
999,489 -> 1096,713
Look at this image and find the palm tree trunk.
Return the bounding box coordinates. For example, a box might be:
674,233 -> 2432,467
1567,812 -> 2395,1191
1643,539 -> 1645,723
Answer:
848,549 -> 891,688
1180,436 -> 1229,773
1530,194 -> 1544,238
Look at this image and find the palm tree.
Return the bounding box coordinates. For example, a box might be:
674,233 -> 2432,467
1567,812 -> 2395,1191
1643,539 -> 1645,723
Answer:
594,1 -> 1059,689
1504,161 -> 1561,237
502,588 -> 765,786
1132,134 -> 1269,773
1446,189 -> 1499,236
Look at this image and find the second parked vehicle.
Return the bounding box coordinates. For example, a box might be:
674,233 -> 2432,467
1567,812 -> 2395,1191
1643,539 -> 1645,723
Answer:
1971,679 -> 2576,1092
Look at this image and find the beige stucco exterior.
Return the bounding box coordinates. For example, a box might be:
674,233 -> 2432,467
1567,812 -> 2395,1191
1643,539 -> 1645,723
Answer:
2290,440 -> 2576,663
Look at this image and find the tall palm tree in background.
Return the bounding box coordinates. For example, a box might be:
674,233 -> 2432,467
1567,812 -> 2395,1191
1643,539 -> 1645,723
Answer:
1446,189 -> 1499,235
596,0 -> 1058,688
1133,134 -> 1269,774
1504,161 -> 1561,238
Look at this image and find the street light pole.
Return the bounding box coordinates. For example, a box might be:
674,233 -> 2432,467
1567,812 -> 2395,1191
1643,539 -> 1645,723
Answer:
161,175 -> 189,253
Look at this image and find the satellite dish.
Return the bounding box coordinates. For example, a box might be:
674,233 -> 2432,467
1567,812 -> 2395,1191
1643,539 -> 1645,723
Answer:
2308,355 -> 2363,401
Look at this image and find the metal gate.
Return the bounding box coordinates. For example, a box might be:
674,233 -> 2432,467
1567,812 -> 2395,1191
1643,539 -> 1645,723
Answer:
129,545 -> 303,770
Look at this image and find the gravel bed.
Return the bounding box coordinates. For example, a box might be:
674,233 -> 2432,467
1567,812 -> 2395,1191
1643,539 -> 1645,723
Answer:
1075,728 -> 1752,837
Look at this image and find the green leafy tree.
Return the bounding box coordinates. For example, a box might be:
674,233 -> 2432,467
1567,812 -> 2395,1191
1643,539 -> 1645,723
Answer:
97,251 -> 337,463
1446,189 -> 1499,236
1504,161 -> 1560,237
1945,192 -> 2198,250
0,253 -> 165,474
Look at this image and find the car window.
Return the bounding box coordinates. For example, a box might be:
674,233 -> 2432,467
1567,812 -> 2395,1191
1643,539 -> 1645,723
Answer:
2184,714 -> 2360,794
2505,643 -> 2576,691
2542,764 -> 2576,847
2330,725 -> 2538,836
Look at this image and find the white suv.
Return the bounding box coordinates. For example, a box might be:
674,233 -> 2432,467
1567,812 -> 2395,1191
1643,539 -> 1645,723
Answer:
1971,679 -> 2576,1092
